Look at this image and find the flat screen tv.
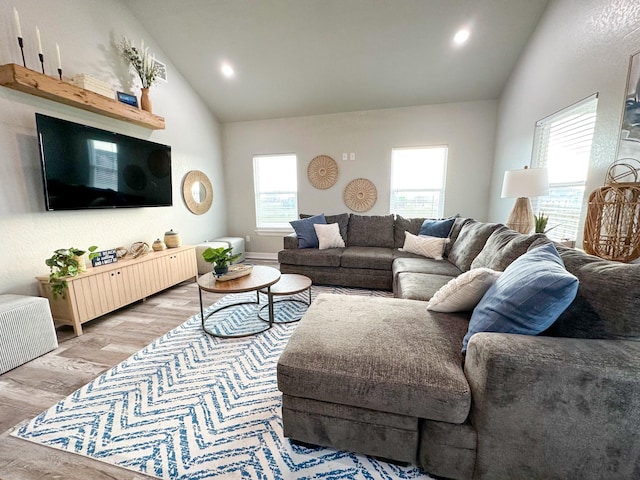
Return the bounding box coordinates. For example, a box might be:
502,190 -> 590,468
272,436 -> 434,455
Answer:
36,113 -> 172,210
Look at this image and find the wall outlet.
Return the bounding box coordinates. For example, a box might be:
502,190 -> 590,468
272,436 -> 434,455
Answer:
342,153 -> 348,161
245,235 -> 251,243
350,152 -> 356,161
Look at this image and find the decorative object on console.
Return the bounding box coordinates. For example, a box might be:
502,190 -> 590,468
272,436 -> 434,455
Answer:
152,238 -> 167,251
343,178 -> 377,212
118,36 -> 161,113
583,160 -> 640,262
90,249 -> 118,267
182,170 -> 213,215
201,246 -> 242,276
307,155 -> 338,189
45,246 -> 99,299
501,166 -> 549,234
164,229 -> 182,248
129,241 -> 150,258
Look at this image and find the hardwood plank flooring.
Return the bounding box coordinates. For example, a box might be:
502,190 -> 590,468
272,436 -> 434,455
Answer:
0,261 -> 279,479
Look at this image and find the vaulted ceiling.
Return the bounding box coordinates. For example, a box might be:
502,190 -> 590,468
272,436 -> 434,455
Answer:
124,0 -> 549,123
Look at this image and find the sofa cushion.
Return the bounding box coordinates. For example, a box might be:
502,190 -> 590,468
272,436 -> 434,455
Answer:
314,223 -> 345,250
463,243 -> 579,352
402,232 -> 449,260
392,256 -> 463,278
301,213 -> 349,245
427,268 -> 502,313
548,246 -> 640,340
340,247 -> 394,270
447,220 -> 502,272
395,272 -> 455,301
471,227 -> 548,271
394,215 -> 426,248
277,294 -> 471,424
445,217 -> 473,257
290,214 -> 326,248
420,217 -> 456,238
348,214 -> 395,247
278,247 -> 343,267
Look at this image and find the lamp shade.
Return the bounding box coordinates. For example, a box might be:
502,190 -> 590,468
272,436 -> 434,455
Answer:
501,167 -> 549,198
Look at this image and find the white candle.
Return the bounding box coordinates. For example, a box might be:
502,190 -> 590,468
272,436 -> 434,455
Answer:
36,27 -> 43,54
56,43 -> 61,69
13,7 -> 22,38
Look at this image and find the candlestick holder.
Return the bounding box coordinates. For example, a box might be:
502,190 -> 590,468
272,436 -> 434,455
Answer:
38,53 -> 45,74
17,37 -> 26,68
57,68 -> 62,81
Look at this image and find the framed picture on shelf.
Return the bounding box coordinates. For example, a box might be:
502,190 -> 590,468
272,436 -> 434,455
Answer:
117,91 -> 138,108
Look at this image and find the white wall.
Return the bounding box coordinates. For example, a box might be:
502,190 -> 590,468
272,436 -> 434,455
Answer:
489,0 -> 640,245
222,100 -> 498,255
0,0 -> 226,295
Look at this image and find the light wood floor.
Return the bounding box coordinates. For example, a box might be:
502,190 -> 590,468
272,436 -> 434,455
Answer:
0,263 -> 278,480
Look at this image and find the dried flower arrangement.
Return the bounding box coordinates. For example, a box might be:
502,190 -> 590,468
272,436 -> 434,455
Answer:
118,36 -> 160,88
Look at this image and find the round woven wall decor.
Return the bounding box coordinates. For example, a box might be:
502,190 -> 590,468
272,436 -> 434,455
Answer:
343,178 -> 377,212
307,155 -> 338,189
182,170 -> 213,215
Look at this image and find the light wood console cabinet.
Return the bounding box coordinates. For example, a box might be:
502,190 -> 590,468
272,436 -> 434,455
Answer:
37,246 -> 197,336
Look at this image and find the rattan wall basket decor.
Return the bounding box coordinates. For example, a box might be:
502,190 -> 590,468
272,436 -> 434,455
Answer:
307,155 -> 338,189
583,160 -> 640,262
343,178 -> 377,212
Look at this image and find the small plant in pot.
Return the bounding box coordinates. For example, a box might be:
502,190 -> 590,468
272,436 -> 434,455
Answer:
201,247 -> 241,276
46,246 -> 99,299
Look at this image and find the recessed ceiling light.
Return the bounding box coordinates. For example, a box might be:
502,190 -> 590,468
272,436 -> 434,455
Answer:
221,63 -> 235,78
453,29 -> 470,45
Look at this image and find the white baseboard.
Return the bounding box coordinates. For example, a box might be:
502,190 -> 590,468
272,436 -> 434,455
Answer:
245,252 -> 278,261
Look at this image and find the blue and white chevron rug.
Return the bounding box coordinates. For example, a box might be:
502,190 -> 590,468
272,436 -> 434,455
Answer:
13,286 -> 433,479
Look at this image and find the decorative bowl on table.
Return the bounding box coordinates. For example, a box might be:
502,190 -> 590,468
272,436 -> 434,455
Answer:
214,264 -> 253,281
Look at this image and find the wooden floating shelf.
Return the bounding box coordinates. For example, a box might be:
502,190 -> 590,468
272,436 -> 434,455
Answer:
0,63 -> 165,130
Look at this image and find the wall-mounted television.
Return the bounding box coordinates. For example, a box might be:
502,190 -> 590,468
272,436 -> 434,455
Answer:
36,113 -> 172,210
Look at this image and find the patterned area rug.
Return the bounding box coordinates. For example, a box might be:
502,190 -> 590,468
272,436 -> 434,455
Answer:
13,286 -> 433,479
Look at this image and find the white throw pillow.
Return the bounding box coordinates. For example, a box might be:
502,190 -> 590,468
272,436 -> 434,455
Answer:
314,222 -> 346,250
427,268 -> 502,313
402,231 -> 449,260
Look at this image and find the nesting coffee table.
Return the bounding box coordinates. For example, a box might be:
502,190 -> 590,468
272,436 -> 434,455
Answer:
197,265 -> 281,338
258,274 -> 312,323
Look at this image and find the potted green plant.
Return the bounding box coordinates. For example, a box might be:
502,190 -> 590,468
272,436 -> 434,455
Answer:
45,246 -> 99,299
534,212 -> 549,234
201,247 -> 241,276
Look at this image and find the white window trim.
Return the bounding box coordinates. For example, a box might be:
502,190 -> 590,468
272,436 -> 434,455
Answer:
531,94 -> 598,241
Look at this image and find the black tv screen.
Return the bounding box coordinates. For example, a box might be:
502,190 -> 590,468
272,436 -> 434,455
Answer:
36,114 -> 172,210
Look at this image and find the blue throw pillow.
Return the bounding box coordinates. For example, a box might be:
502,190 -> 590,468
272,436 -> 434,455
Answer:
462,243 -> 578,353
420,217 -> 456,238
290,214 -> 327,248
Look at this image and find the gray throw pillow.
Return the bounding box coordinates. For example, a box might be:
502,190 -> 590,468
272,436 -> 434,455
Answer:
471,227 -> 548,271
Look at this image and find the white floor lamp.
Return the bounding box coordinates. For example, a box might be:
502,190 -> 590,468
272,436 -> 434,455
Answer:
501,166 -> 549,234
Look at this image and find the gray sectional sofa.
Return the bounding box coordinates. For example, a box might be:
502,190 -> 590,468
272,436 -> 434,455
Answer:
276,214 -> 640,479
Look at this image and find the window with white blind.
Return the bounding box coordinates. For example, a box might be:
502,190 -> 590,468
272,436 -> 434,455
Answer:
253,154 -> 298,229
390,146 -> 448,218
531,94 -> 598,241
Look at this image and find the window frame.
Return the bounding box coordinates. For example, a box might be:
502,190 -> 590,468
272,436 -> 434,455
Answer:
252,153 -> 298,232
389,145 -> 448,218
530,94 -> 598,241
